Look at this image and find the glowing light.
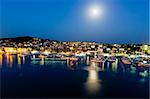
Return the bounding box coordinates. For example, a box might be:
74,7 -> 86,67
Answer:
9,55 -> 13,68
17,54 -> 21,65
111,59 -> 118,72
85,69 -> 101,96
87,4 -> 103,19
40,57 -> 44,65
6,54 -> 10,65
43,51 -> 50,55
0,54 -> 2,68
23,56 -> 25,64
142,45 -> 148,51
31,50 -> 39,54
0,49 -> 4,54
84,61 -> 101,96
139,70 -> 149,77
75,52 -> 86,57
86,56 -> 90,65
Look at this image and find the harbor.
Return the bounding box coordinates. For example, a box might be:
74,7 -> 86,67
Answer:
1,52 -> 149,98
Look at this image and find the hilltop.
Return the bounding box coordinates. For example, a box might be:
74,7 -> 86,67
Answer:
0,36 -> 59,43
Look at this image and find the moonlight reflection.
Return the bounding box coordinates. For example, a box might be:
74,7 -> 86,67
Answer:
84,61 -> 101,96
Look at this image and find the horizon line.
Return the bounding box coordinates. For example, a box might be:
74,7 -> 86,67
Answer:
0,36 -> 149,45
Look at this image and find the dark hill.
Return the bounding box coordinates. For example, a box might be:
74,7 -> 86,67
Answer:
0,36 -> 59,43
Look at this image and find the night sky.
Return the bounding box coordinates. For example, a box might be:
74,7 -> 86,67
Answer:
1,0 -> 149,43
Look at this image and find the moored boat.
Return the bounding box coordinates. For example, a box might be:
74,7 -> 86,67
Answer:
91,58 -> 103,63
133,57 -> 150,67
107,56 -> 116,62
121,57 -> 132,65
137,61 -> 150,67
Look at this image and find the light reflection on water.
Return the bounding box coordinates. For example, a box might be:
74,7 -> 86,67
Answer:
130,66 -> 136,74
17,54 -> 21,65
40,57 -> 44,65
22,55 -> 25,64
1,54 -> 149,98
17,54 -> 22,69
1,54 -> 149,79
31,60 -> 66,65
86,56 -> 90,65
6,54 -> 10,66
9,55 -> 13,68
111,59 -> 118,72
3,54 -> 15,68
84,61 -> 101,96
0,54 -> 2,68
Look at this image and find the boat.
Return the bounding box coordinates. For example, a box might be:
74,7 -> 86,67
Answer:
137,61 -> 150,67
121,57 -> 132,65
91,58 -> 103,63
133,57 -> 150,67
31,58 -> 42,61
107,56 -> 116,62
69,57 -> 78,61
45,57 -> 67,61
47,54 -> 53,58
55,54 -> 62,58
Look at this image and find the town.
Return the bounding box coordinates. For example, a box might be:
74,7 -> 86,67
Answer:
0,36 -> 149,67
0,36 -> 149,55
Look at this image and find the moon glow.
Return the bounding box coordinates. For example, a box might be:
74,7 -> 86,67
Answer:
87,5 -> 103,19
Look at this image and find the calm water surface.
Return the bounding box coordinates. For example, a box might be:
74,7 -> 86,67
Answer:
1,54 -> 149,98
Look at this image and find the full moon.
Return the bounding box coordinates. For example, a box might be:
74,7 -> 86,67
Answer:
88,5 -> 103,19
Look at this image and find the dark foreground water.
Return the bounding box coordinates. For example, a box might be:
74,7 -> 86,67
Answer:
1,54 -> 149,98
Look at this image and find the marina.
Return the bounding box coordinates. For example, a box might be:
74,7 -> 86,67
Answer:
1,0 -> 149,98
1,53 -> 149,98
